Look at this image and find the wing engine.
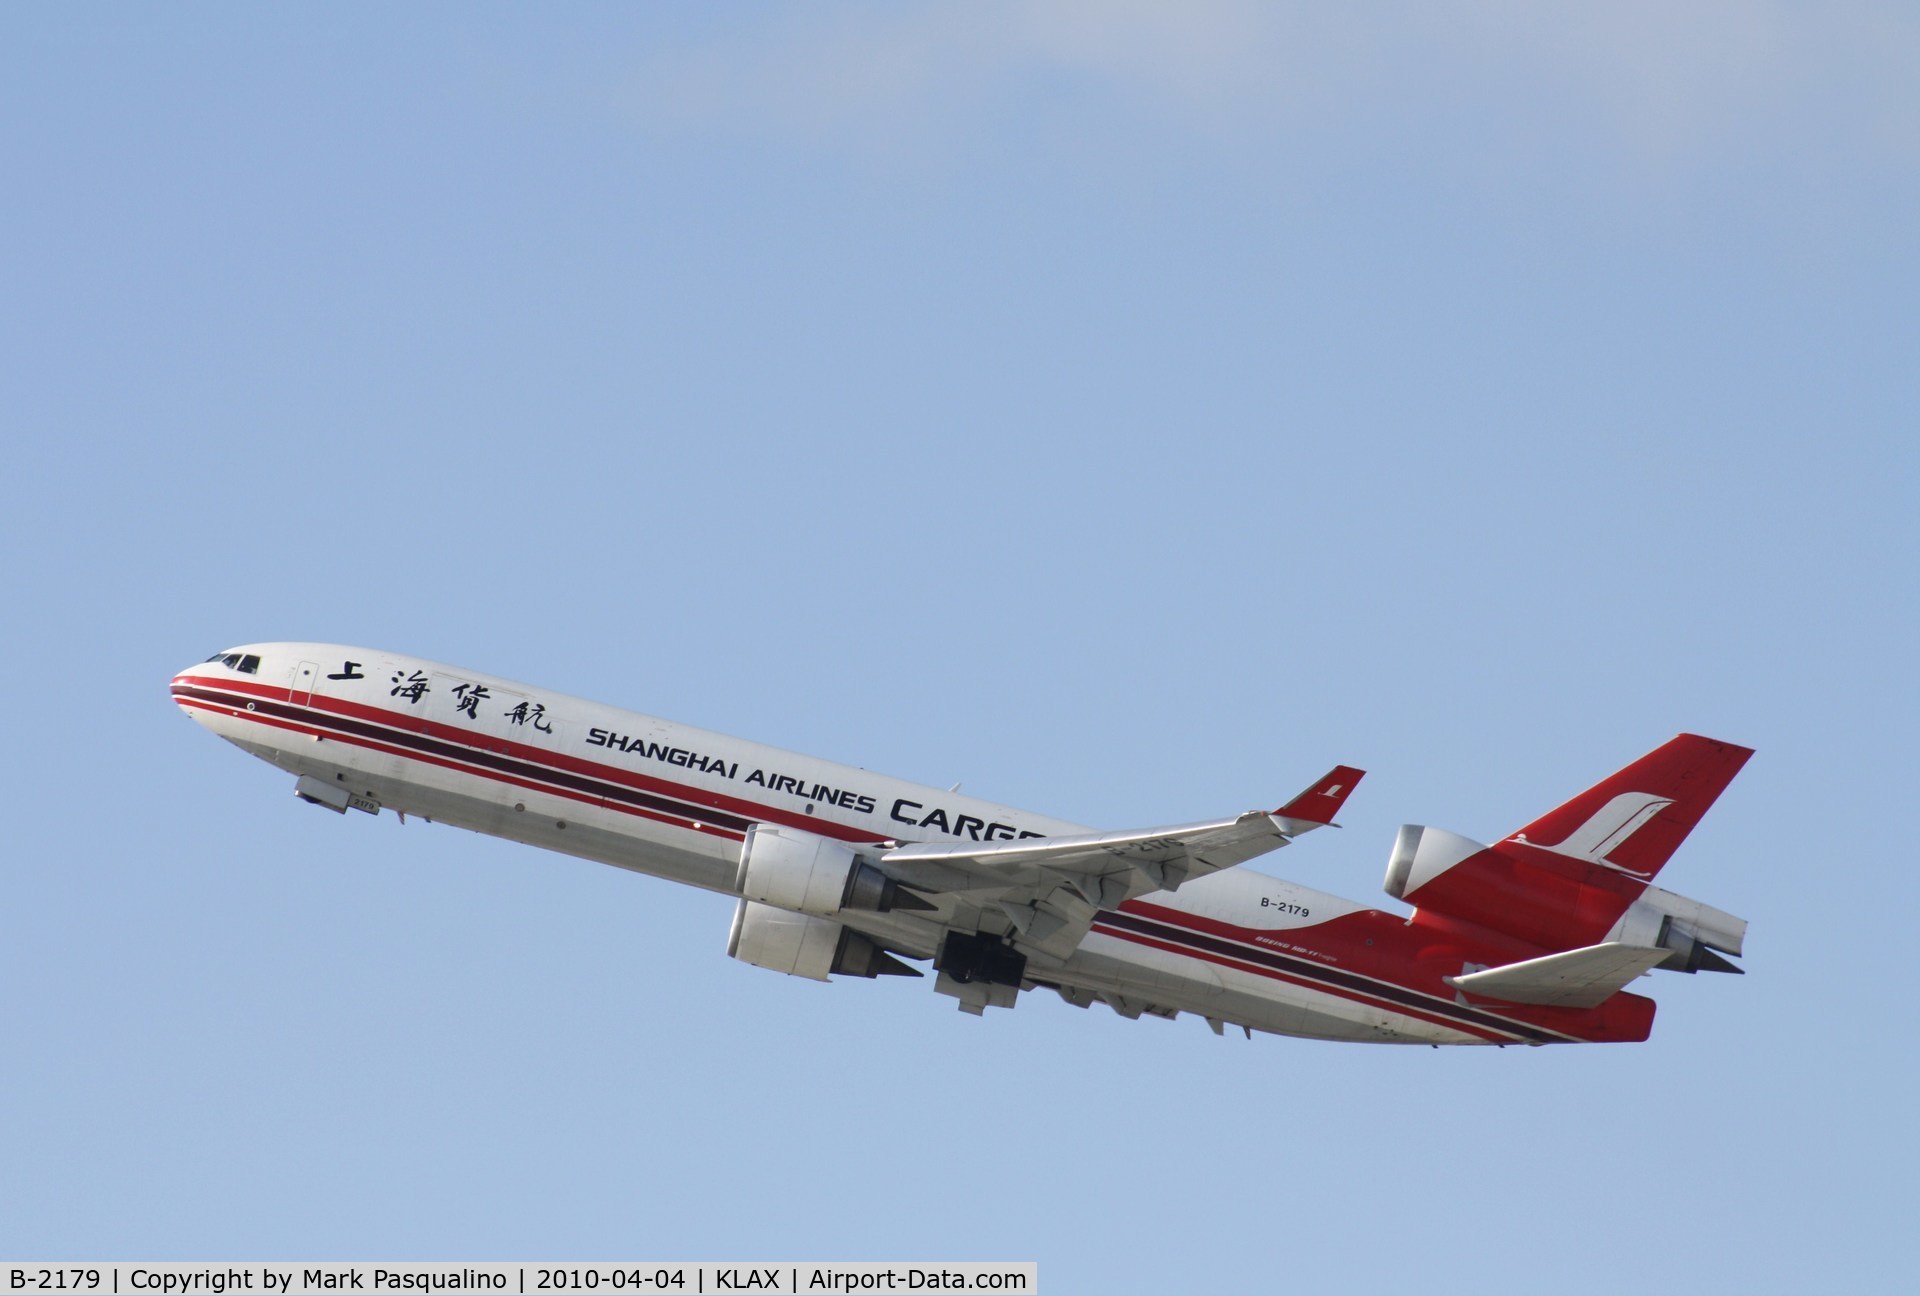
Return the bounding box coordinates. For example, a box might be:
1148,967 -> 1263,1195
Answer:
737,823 -> 935,918
726,899 -> 921,981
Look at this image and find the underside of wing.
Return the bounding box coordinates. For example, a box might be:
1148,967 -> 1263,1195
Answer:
878,765 -> 1363,960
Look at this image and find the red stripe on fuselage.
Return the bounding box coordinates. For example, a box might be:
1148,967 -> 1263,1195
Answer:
173,689 -> 750,843
172,673 -> 889,845
1114,897 -> 1649,1042
1089,921 -> 1519,1042
1096,902 -> 1651,1043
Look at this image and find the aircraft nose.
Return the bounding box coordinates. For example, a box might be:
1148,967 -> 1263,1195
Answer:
171,658 -> 218,718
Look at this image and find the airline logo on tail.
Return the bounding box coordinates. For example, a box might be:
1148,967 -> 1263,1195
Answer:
1509,791 -> 1673,877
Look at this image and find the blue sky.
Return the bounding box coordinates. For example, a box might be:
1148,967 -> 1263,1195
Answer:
3,6 -> 1914,1291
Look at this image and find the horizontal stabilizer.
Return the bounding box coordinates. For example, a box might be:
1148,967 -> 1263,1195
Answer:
1448,942 -> 1672,1009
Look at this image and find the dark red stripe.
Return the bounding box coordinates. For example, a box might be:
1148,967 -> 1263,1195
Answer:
1092,923 -> 1514,1043
175,693 -> 749,842
1092,908 -> 1568,1044
173,676 -> 888,844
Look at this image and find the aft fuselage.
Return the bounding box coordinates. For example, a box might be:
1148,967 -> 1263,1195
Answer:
171,643 -> 1654,1045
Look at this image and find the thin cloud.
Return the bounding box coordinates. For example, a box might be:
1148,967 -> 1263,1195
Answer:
617,1 -> 1920,173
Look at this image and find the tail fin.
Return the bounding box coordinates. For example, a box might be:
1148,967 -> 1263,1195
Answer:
1385,735 -> 1752,952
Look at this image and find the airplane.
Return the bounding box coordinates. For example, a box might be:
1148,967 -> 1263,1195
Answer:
171,643 -> 1751,1045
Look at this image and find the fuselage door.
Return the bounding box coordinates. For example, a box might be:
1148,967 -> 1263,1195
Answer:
292,660 -> 321,706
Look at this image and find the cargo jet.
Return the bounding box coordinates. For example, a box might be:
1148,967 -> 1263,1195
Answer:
172,644 -> 1750,1045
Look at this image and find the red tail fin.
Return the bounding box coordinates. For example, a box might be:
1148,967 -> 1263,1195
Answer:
1387,735 -> 1752,952
1507,735 -> 1752,882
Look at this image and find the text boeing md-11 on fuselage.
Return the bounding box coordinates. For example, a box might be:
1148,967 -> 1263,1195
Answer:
171,643 -> 1752,1045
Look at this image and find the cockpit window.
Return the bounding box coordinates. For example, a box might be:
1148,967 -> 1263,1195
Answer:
206,651 -> 261,675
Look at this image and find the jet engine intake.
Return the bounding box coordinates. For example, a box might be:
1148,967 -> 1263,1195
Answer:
736,824 -> 932,917
1383,824 -> 1489,901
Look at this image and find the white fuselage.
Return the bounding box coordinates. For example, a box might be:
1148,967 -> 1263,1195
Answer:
173,643 -> 1570,1045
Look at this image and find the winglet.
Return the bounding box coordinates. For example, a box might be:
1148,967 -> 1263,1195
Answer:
1274,765 -> 1365,834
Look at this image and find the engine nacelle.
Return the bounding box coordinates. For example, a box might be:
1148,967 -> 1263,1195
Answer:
1605,884 -> 1747,973
736,824 -> 927,917
1383,824 -> 1490,901
726,899 -> 917,981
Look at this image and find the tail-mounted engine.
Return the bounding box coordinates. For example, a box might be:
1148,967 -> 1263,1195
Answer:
1383,824 -> 1489,904
1604,884 -> 1747,974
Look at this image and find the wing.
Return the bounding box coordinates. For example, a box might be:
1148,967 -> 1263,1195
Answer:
880,765 -> 1363,960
